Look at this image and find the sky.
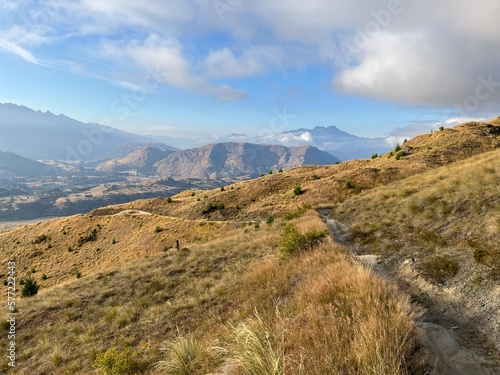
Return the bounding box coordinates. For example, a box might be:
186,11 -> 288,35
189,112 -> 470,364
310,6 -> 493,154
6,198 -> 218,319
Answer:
0,0 -> 499,141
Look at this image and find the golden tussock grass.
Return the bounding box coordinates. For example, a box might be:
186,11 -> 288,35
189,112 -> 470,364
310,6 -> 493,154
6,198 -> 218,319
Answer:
334,149 -> 500,281
1,212 -> 424,374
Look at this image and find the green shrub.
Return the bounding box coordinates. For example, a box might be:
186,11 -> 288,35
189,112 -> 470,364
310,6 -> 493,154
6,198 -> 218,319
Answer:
22,277 -> 39,297
371,153 -> 378,159
41,274 -> 48,280
266,216 -> 275,225
421,256 -> 458,284
33,234 -> 50,244
279,225 -> 304,257
93,345 -> 139,375
76,271 -> 81,279
279,224 -> 328,258
166,197 -> 172,203
394,143 -> 401,152
155,226 -> 164,233
284,205 -> 310,220
220,186 -> 225,192
203,202 -> 224,214
345,180 -> 355,189
293,185 -> 303,196
78,228 -> 98,245
304,229 -> 329,248
395,152 -> 402,160
112,238 -> 116,245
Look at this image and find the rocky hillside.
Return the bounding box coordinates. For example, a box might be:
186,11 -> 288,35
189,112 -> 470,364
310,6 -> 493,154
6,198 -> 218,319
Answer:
154,142 -> 340,179
96,146 -> 176,173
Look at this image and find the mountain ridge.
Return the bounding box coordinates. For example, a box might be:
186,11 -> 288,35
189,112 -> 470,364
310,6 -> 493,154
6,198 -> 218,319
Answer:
153,142 -> 340,179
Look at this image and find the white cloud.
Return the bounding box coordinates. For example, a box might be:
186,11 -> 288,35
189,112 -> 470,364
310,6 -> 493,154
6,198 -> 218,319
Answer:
201,46 -> 285,78
384,136 -> 407,148
0,38 -> 43,65
2,0 -> 500,110
334,32 -> 466,106
100,34 -> 246,100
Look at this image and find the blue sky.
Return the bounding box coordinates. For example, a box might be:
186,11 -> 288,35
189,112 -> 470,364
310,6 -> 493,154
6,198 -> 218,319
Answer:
1,0 -> 499,141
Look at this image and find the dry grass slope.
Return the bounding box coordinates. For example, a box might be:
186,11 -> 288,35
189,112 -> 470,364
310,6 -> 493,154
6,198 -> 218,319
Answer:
333,148 -> 500,348
0,118 -> 499,374
0,213 -> 423,374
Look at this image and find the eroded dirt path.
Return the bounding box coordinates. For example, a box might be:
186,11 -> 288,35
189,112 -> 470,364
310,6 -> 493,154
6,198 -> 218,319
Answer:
317,209 -> 498,375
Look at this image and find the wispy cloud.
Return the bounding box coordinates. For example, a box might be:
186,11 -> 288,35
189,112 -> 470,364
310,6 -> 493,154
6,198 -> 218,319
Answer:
0,38 -> 44,65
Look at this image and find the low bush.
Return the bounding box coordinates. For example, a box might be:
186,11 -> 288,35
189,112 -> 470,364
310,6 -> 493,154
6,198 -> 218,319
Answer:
22,276 -> 39,297
78,228 -> 98,245
293,185 -> 303,196
279,224 -> 328,258
420,256 -> 458,284
93,344 -> 140,375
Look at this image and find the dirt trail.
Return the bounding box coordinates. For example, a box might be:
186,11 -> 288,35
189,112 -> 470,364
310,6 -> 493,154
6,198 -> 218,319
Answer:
317,209 -> 498,375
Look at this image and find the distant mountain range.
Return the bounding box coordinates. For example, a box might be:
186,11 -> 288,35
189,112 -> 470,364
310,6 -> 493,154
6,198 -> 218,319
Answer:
96,145 -> 176,174
153,143 -> 340,179
0,151 -> 55,177
213,126 -> 394,161
0,103 -> 394,163
0,103 -> 155,161
265,126 -> 391,160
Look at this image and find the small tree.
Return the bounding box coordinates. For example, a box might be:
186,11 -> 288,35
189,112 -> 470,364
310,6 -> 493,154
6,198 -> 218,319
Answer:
22,276 -> 39,297
293,185 -> 303,196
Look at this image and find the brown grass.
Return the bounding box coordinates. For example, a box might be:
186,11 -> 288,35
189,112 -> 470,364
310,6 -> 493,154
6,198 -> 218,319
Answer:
0,212 -> 424,374
2,119 -> 499,374
334,149 -> 500,281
